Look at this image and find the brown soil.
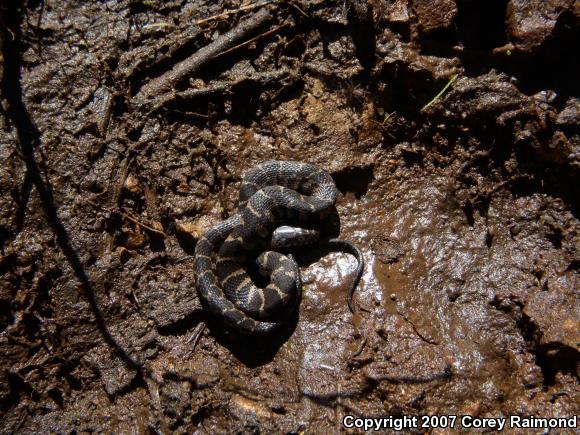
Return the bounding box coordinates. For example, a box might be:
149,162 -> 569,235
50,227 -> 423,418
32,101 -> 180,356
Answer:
0,0 -> 578,433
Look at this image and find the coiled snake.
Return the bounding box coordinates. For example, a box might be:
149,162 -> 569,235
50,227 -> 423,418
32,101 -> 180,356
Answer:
194,160 -> 364,335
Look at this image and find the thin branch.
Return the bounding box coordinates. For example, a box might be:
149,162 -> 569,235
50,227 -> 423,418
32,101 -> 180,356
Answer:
214,22 -> 289,59
194,1 -> 274,26
135,7 -> 273,102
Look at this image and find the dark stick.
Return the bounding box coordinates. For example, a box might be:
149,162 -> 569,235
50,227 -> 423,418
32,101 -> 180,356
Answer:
148,68 -> 291,114
135,7 -> 272,102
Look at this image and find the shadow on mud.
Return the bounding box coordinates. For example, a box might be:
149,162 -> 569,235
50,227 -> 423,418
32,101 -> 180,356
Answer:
203,308 -> 301,367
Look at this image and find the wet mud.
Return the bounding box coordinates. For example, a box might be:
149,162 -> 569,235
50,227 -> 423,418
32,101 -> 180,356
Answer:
0,0 -> 578,432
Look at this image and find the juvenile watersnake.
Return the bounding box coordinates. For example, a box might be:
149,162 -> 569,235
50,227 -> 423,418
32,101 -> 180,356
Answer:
194,160 -> 364,335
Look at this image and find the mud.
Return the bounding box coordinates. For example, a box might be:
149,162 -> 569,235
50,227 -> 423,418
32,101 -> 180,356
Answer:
0,0 -> 578,433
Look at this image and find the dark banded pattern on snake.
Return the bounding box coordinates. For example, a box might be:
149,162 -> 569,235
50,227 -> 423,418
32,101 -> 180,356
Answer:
194,160 -> 363,335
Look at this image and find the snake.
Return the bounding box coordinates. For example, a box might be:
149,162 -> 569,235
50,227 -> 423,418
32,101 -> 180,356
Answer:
194,160 -> 364,335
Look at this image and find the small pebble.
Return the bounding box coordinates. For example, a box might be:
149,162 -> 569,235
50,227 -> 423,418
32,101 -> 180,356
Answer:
124,174 -> 140,193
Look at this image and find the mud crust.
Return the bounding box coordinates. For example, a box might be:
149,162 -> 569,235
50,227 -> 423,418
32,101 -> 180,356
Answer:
0,1 -> 578,432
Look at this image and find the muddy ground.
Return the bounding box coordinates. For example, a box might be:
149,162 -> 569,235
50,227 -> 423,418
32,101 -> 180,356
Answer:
0,0 -> 579,433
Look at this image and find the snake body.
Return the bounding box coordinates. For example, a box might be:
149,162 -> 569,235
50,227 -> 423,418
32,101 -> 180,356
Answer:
194,160 -> 363,335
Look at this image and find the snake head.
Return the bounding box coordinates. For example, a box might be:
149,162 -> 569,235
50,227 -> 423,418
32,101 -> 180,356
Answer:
270,225 -> 320,249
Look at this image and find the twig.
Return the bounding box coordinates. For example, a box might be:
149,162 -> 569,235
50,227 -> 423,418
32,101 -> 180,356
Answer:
121,209 -> 166,236
142,22 -> 174,31
183,323 -> 207,360
283,0 -> 308,17
135,8 -> 273,102
194,1 -> 274,26
149,69 -> 290,114
398,312 -> 439,345
187,323 -> 206,348
98,89 -> 113,137
149,82 -> 230,114
420,73 -> 459,112
349,337 -> 367,359
112,156 -> 133,208
86,199 -> 167,236
214,22 -> 289,59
